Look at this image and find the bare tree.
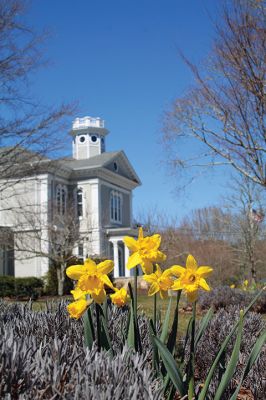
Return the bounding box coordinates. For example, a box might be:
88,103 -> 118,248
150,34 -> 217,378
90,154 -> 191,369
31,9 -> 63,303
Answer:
163,0 -> 266,188
223,176 -> 266,282
10,194 -> 95,296
0,0 -> 74,197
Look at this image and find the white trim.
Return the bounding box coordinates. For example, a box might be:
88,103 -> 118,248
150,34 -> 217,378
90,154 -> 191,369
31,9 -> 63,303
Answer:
99,180 -> 131,195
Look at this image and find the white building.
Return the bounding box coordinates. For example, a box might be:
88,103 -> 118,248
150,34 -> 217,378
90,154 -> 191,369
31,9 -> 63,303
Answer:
0,116 -> 141,278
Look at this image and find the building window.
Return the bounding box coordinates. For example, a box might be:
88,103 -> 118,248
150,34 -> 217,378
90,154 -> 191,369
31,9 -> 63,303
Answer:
56,184 -> 67,215
78,243 -> 84,259
110,190 -> 122,223
77,188 -> 83,217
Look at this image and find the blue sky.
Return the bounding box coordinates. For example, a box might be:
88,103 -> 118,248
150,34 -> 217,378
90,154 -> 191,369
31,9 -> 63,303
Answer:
26,0 -> 231,221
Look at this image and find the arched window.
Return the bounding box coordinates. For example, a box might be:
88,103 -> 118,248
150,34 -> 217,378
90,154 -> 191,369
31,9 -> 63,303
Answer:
110,191 -> 122,223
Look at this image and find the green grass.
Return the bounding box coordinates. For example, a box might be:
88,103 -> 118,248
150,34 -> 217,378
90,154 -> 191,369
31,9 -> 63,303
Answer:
138,294 -> 193,338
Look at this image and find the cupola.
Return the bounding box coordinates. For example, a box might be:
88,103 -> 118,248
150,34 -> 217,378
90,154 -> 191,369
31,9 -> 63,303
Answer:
70,116 -> 109,160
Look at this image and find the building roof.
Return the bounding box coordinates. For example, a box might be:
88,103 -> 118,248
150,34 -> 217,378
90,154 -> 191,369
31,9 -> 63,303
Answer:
59,151 -> 120,169
0,146 -> 141,187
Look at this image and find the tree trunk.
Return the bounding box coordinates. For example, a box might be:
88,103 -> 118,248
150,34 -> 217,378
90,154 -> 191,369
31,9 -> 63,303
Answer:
56,263 -> 66,296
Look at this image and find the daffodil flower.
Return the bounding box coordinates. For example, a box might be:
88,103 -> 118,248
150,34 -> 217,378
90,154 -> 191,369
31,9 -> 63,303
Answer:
110,287 -> 129,307
170,254 -> 213,302
143,264 -> 174,299
67,297 -> 92,319
243,279 -> 249,291
66,258 -> 115,304
123,227 -> 166,274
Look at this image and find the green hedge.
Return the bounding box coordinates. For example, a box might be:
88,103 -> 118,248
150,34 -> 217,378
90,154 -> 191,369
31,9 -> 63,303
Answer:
0,276 -> 43,300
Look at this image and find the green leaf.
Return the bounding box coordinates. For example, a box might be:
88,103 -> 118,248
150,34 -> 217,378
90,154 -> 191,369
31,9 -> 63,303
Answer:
149,319 -> 160,373
160,297 -> 172,344
82,306 -> 94,349
195,307 -> 214,347
179,316 -> 193,367
167,291 -> 181,354
96,304 -> 113,355
198,287 -> 265,400
214,310 -> 244,400
153,335 -> 186,397
127,302 -> 136,349
230,329 -> 266,400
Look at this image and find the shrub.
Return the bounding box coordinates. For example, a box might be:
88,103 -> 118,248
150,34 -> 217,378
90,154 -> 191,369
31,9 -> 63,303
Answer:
198,285 -> 266,313
0,276 -> 43,299
0,301 -> 161,399
191,306 -> 266,399
14,277 -> 43,300
0,276 -> 15,297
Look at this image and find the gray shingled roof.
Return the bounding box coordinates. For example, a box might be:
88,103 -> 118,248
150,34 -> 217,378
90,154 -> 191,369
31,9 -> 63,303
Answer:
59,151 -> 120,169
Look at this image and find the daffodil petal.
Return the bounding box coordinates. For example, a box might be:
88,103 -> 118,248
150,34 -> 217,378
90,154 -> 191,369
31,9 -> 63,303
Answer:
149,234 -> 161,250
143,273 -> 157,283
138,227 -> 144,239
156,264 -> 162,275
169,265 -> 186,276
66,265 -> 86,280
141,260 -> 153,274
127,252 -> 142,269
97,260 -> 114,275
186,255 -> 198,271
148,282 -> 159,296
156,250 -> 167,262
123,236 -> 139,252
101,274 -> 115,289
91,289 -> 106,304
71,287 -> 86,300
67,298 -> 89,319
84,258 -> 97,271
199,278 -> 211,291
171,279 -> 183,291
197,266 -> 213,277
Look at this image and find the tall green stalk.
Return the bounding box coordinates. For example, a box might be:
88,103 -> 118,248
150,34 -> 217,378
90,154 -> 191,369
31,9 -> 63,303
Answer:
95,303 -> 101,351
134,266 -> 138,320
153,263 -> 157,332
188,302 -> 196,399
153,292 -> 157,330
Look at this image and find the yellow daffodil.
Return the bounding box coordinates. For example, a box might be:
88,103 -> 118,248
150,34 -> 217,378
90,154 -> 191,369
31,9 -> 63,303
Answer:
67,297 -> 92,319
110,287 -> 129,307
243,279 -> 249,291
170,254 -> 213,302
123,227 -> 166,274
230,284 -> 235,289
71,285 -> 107,305
66,258 -> 115,301
143,264 -> 174,299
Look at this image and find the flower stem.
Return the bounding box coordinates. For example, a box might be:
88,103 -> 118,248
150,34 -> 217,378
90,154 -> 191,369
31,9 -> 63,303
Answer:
153,264 -> 157,332
95,303 -> 101,351
188,301 -> 196,399
134,266 -> 138,320
153,292 -> 157,332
